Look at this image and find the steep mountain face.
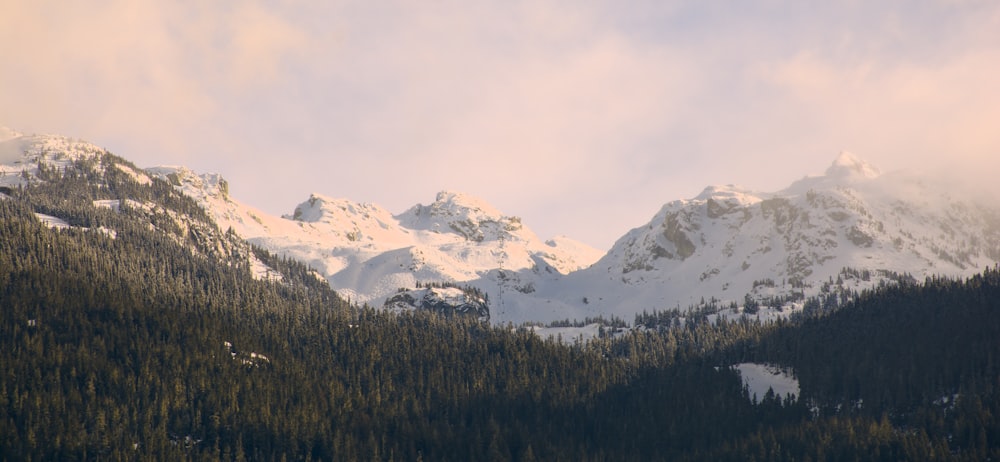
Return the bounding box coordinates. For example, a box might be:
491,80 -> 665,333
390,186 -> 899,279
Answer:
534,152 -> 1000,321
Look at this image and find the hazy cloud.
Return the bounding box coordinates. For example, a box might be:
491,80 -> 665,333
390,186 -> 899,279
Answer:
2,1 -> 999,248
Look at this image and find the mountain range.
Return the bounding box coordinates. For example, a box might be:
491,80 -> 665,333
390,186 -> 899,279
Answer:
3,126 -> 999,324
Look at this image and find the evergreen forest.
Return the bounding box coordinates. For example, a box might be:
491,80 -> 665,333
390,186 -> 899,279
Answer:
2,152 -> 1000,460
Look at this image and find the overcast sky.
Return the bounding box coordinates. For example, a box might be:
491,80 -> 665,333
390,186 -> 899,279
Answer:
3,1 -> 999,250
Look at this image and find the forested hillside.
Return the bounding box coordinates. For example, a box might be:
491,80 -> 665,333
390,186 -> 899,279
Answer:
2,156 -> 1000,460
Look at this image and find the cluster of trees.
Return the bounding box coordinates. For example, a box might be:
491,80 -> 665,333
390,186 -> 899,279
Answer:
2,152 -> 1000,459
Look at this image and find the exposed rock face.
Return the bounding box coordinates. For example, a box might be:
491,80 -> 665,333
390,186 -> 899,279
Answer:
384,285 -> 490,321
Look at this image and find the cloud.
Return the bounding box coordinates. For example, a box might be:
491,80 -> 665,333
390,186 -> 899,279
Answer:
3,1 -> 1000,248
756,47 -> 1000,187
285,2 -> 698,214
0,1 -> 309,162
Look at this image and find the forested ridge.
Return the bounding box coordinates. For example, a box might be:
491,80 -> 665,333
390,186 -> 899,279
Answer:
2,153 -> 1000,460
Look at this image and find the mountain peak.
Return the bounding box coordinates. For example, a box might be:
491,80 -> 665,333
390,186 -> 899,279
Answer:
395,191 -> 520,243
431,190 -> 503,216
147,166 -> 228,198
401,190 -> 506,223
287,193 -> 388,224
825,152 -> 880,179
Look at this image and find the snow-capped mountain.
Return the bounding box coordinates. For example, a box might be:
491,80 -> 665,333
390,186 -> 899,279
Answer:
144,165 -> 603,313
5,126 -> 999,325
153,149 -> 999,324
0,128 -> 271,279
525,152 -> 1000,321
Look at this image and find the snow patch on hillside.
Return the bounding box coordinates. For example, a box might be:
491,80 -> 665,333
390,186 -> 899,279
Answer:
530,324 -> 603,345
249,254 -> 283,282
94,199 -> 121,211
733,363 -> 799,402
34,212 -> 117,238
35,213 -> 70,229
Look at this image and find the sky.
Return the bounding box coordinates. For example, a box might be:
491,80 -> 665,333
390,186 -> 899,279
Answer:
2,0 -> 999,250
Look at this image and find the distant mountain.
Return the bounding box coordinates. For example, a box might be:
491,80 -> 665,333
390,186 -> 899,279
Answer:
527,152 -> 1000,321
143,166 -> 602,317
0,129 -> 282,280
5,126 -> 999,325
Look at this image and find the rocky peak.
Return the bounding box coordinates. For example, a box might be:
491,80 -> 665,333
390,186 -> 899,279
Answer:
287,193 -> 389,224
147,166 -> 228,198
397,191 -> 523,242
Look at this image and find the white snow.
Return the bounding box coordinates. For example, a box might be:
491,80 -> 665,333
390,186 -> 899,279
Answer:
525,153 -> 1000,324
249,253 -> 283,282
114,163 -> 152,185
733,363 -> 799,402
93,199 -> 121,211
33,212 -> 117,239
529,324 -> 604,344
1,131 -> 109,190
826,151 -> 881,179
35,213 -> 71,229
96,227 -> 117,239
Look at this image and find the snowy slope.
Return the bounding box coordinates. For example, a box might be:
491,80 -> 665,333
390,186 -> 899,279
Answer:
519,152 -> 1000,322
733,363 -> 800,403
0,129 -> 119,188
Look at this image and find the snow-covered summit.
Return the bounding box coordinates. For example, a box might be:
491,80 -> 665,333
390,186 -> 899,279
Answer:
288,193 -> 392,225
396,190 -> 521,243
0,131 -> 106,165
825,151 -> 881,179
1,130 -> 124,188
783,152 -> 883,196
419,190 -> 506,219
694,184 -> 762,202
